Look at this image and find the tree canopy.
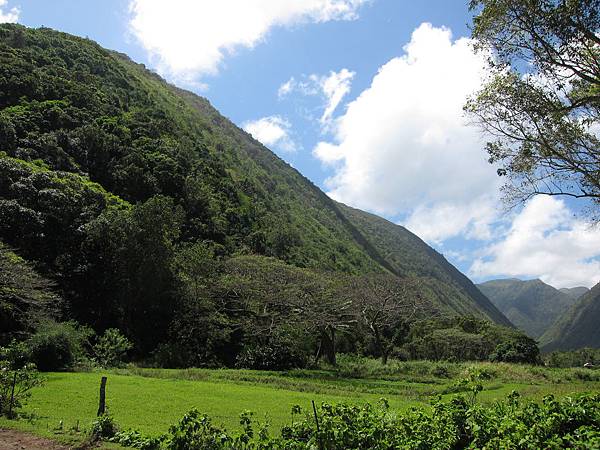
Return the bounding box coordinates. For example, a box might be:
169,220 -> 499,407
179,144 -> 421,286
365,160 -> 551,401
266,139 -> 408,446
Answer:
466,0 -> 600,218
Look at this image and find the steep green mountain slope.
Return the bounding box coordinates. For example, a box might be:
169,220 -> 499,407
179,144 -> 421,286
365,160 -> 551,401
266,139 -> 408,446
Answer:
338,205 -> 511,326
540,283 -> 600,352
477,279 -> 576,338
559,287 -> 589,300
0,24 -> 510,353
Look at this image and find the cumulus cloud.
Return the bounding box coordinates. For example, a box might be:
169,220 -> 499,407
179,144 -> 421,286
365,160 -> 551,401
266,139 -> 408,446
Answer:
278,68 -> 355,126
470,196 -> 600,288
242,116 -> 297,153
129,0 -> 368,82
0,0 -> 19,23
404,197 -> 498,244
312,23 -> 499,242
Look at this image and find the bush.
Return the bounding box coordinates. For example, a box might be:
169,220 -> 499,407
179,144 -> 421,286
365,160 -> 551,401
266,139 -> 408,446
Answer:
0,342 -> 43,417
93,328 -> 133,368
27,321 -> 93,371
544,348 -> 600,368
235,339 -> 308,370
91,413 -> 119,441
108,392 -> 600,449
489,338 -> 540,364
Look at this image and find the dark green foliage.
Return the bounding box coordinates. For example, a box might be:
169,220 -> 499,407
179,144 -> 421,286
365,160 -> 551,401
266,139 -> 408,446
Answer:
26,320 -> 93,371
478,278 -> 577,338
0,23 -> 516,366
235,338 -> 309,371
103,392 -> 600,449
401,317 -> 539,363
489,338 -> 540,364
545,348 -> 600,368
0,242 -> 60,344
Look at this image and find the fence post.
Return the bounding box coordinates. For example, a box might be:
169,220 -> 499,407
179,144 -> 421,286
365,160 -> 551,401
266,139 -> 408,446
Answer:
8,371 -> 17,418
312,400 -> 322,450
97,376 -> 107,416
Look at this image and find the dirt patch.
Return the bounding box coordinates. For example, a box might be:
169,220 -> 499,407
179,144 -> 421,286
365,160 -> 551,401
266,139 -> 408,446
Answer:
0,429 -> 73,450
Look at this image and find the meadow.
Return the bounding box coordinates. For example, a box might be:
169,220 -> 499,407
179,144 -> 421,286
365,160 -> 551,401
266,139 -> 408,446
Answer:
1,356 -> 599,447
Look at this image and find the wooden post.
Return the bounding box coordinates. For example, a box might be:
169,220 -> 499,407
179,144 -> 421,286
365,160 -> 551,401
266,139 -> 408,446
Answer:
312,400 -> 322,450
97,376 -> 107,416
8,371 -> 17,418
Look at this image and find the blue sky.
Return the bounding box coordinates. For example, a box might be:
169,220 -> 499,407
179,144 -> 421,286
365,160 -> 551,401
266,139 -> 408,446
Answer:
6,0 -> 600,288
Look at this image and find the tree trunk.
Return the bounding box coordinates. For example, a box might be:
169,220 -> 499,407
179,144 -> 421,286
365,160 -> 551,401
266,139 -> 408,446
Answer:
381,350 -> 389,365
319,328 -> 336,366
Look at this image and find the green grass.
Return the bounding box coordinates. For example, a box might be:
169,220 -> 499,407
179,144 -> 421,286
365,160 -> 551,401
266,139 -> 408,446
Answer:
1,359 -> 599,446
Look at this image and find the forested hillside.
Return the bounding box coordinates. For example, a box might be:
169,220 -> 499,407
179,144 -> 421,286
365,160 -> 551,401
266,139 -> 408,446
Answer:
540,283 -> 600,352
0,24 -> 512,365
477,279 -> 576,338
339,205 -> 511,326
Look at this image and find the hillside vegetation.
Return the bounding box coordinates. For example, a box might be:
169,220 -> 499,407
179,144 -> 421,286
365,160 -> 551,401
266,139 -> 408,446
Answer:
477,278 -> 576,338
0,24 -> 513,367
540,282 -> 600,352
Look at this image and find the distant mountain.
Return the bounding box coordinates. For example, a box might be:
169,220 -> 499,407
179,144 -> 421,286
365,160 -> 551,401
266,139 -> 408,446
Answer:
540,282 -> 600,352
477,279 -> 576,338
559,286 -> 589,300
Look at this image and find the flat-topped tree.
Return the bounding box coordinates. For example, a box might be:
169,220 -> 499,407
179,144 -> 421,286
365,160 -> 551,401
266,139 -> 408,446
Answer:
346,274 -> 438,364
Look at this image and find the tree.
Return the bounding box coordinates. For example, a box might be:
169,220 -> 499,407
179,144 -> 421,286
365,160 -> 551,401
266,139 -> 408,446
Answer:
216,256 -> 354,366
162,242 -> 233,367
93,328 -> 133,368
0,243 -> 60,344
347,274 -> 436,364
465,0 -> 600,218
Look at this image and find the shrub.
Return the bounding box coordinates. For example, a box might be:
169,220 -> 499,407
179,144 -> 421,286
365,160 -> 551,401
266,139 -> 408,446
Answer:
235,340 -> 308,370
27,321 -> 93,371
91,413 -> 119,441
0,342 -> 43,418
112,392 -> 600,449
489,337 -> 540,364
431,363 -> 451,378
93,328 -> 133,368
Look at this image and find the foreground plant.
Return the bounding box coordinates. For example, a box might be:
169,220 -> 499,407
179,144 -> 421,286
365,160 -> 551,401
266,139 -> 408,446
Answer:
0,341 -> 44,418
105,391 -> 600,449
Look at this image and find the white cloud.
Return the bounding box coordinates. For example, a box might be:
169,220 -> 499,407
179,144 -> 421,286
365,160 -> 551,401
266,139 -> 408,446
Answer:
0,0 -> 19,23
129,0 -> 368,83
315,69 -> 355,124
278,77 -> 296,99
404,197 -> 498,244
470,196 -> 600,288
313,23 -> 499,242
242,116 -> 297,153
278,69 -> 355,126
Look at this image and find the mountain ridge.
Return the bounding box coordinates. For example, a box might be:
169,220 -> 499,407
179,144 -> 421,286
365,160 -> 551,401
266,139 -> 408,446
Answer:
477,278 -> 576,338
0,24 -> 511,353
540,282 -> 600,352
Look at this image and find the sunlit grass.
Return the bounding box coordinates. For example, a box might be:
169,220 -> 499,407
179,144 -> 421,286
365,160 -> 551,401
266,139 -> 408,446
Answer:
1,358 -> 598,446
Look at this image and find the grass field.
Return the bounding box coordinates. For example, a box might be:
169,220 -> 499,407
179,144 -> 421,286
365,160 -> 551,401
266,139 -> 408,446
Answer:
1,357 -> 599,446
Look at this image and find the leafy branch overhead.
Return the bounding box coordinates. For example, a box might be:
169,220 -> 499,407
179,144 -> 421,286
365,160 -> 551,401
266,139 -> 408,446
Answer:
466,0 -> 600,217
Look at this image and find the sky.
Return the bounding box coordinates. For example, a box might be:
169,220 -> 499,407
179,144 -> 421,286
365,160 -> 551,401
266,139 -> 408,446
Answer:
5,0 -> 600,288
